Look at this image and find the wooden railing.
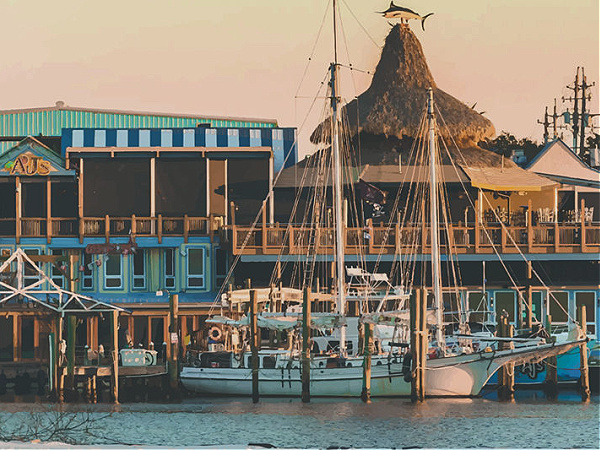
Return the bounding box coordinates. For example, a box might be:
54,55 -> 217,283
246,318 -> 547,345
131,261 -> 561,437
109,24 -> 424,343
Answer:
1,216 -> 218,244
230,221 -> 600,255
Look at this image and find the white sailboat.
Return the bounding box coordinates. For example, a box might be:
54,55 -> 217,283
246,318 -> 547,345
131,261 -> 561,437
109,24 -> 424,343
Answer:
180,2 -> 585,398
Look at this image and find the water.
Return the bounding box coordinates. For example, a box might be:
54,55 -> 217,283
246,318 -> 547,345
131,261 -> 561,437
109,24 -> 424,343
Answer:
0,390 -> 598,448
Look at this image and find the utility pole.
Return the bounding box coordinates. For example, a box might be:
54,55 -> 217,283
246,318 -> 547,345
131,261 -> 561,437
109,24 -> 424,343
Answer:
579,68 -> 592,160
563,66 -> 596,162
539,98 -> 568,144
537,106 -> 550,144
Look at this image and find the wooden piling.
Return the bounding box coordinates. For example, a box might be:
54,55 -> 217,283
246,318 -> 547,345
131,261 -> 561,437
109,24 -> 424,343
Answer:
110,310 -> 119,404
578,305 -> 590,402
543,314 -> 558,398
249,289 -> 259,403
302,287 -> 311,403
419,288 -> 427,399
168,294 -> 179,392
498,316 -> 515,401
525,261 -> 533,329
361,321 -> 373,403
410,289 -> 425,402
66,315 -> 76,391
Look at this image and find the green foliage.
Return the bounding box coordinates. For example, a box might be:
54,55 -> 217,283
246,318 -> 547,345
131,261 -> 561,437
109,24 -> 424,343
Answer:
586,133 -> 600,149
478,131 -> 543,162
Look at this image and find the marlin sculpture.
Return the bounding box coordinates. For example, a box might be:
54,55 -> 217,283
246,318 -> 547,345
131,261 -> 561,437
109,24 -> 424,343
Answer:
379,2 -> 434,31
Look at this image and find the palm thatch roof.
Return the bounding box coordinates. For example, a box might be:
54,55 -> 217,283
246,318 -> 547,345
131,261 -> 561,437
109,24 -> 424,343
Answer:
311,24 -> 500,167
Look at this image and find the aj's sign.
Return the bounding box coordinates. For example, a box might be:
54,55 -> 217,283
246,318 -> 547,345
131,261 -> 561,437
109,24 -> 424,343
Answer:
2,152 -> 56,176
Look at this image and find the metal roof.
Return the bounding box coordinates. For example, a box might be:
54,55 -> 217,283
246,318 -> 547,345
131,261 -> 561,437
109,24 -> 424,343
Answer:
0,102 -> 278,154
462,166 -> 558,192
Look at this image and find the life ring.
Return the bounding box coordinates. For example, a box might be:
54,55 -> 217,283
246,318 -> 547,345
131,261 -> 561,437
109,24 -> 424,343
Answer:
208,326 -> 222,341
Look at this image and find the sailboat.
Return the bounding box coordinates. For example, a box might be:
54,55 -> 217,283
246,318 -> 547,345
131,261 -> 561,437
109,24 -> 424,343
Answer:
180,2 -> 585,398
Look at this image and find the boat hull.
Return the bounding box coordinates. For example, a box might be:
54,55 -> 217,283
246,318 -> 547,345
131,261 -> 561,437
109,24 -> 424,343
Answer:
180,342 -> 580,397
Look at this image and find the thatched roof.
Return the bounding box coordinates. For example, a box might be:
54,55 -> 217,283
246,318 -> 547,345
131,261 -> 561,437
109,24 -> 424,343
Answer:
311,24 -> 496,155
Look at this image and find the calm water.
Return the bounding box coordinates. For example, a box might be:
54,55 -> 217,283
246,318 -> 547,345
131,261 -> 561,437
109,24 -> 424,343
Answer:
0,390 -> 598,448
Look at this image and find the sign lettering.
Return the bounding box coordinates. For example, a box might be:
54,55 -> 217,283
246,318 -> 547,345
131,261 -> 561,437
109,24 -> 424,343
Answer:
2,152 -> 56,176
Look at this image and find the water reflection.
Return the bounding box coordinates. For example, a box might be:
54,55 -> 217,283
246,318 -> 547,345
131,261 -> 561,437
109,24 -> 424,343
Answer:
0,391 -> 598,448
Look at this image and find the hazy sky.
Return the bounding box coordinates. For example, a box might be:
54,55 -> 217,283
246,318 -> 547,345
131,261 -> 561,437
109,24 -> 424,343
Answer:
0,0 -> 597,158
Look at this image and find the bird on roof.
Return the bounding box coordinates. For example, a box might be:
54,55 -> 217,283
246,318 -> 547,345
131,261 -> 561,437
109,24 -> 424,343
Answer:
379,2 -> 434,31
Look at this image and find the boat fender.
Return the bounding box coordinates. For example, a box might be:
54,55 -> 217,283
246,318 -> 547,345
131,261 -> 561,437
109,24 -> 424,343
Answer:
402,353 -> 412,382
208,326 -> 223,341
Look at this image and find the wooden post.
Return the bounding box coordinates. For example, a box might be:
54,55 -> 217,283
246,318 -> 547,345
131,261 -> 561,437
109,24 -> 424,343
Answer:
543,314 -> 558,398
33,316 -> 40,360
69,254 -> 77,292
410,289 -> 424,402
183,214 -> 189,243
527,198 -> 533,252
66,315 -> 76,390
498,316 -> 515,401
361,322 -> 373,403
131,214 -> 137,237
474,198 -> 480,253
580,198 -> 586,252
104,215 -> 110,243
262,201 -> 267,254
56,314 -> 64,402
157,214 -> 163,244
421,199 -> 427,254
578,305 -> 590,401
15,176 -> 21,244
526,261 -> 533,329
78,159 -> 84,243
302,287 -> 311,403
249,289 -> 259,403
419,288 -> 427,400
230,201 -> 236,227
47,177 -> 52,243
110,310 -> 119,404
169,294 -> 179,391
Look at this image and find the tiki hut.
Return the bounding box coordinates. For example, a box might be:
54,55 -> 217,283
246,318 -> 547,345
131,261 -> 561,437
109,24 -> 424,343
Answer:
311,24 -> 508,168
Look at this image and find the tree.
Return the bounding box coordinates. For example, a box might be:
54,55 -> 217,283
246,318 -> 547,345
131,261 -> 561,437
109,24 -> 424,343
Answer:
478,132 -> 543,163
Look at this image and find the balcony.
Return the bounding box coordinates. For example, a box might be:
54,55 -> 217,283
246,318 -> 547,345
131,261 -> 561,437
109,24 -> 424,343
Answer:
229,220 -> 600,256
0,215 -> 221,244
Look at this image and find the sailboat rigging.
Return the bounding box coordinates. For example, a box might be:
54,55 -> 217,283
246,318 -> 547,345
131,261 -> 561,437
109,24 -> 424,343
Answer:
179,2 -> 586,398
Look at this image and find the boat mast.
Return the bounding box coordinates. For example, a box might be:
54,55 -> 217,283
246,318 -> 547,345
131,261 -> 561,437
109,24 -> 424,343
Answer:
331,0 -> 346,355
427,88 -> 445,351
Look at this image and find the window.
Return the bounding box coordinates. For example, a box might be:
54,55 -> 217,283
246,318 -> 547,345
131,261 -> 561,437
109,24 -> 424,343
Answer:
23,249 -> 41,287
132,250 -> 146,290
495,291 -> 516,323
104,255 -> 122,289
81,252 -> 93,290
183,129 -> 194,147
116,130 -> 128,147
187,248 -> 205,288
164,249 -> 176,290
94,130 -> 106,147
161,129 -> 173,147
549,291 -> 569,323
206,128 -> 217,147
50,249 -> 65,288
467,291 -> 488,323
139,130 -> 151,147
72,130 -> 84,147
575,292 -> 595,334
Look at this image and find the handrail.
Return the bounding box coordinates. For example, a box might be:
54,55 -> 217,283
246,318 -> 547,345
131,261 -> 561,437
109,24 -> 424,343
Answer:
0,216 -> 216,241
229,222 -> 600,255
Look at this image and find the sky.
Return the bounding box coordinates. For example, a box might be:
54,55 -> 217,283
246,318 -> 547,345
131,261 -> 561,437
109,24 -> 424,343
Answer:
0,0 -> 598,159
